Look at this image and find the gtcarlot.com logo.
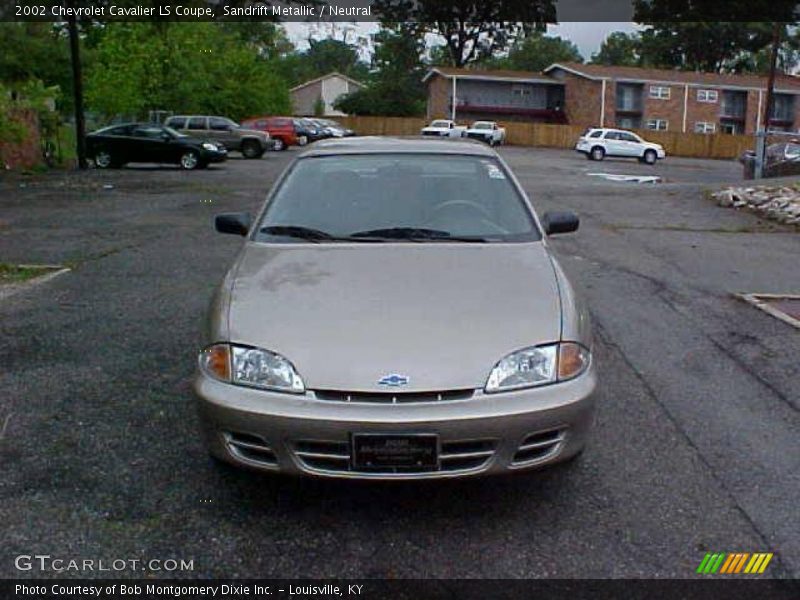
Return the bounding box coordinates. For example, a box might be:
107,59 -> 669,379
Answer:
14,555 -> 194,573
696,552 -> 773,575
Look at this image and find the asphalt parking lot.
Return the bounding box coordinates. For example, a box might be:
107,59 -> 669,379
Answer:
1,146 -> 798,579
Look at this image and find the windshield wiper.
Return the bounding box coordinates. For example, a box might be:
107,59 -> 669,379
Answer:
259,225 -> 343,242
259,225 -> 383,243
348,227 -> 488,242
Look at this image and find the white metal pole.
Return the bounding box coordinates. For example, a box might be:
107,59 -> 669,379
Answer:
756,90 -> 763,131
683,84 -> 688,132
451,76 -> 457,121
600,79 -> 606,127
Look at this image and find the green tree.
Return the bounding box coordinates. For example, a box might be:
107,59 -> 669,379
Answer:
490,31 -> 583,71
86,23 -> 290,121
275,38 -> 369,87
0,23 -> 73,111
335,23 -> 427,116
635,23 -> 777,72
631,0 -> 796,73
374,0 -> 556,67
591,32 -> 641,66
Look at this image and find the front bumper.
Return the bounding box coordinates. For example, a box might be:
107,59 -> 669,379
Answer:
194,366 -> 596,480
201,148 -> 227,163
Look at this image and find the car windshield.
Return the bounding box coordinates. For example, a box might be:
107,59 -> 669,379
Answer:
473,122 -> 492,129
431,121 -> 450,128
255,154 -> 538,243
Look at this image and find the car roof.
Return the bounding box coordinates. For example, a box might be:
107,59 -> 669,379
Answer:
298,136 -> 497,158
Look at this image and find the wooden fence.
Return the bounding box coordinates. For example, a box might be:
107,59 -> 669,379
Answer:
334,116 -> 753,160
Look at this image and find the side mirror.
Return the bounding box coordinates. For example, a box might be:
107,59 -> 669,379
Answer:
542,211 -> 579,235
215,212 -> 252,236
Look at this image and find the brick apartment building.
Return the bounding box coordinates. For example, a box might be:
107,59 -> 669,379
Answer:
425,62 -> 800,134
423,67 -> 567,123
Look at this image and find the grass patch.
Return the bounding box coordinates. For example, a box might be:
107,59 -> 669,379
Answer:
0,263 -> 45,284
0,263 -> 58,284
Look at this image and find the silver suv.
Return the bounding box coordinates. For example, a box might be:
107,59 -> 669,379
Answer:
165,115 -> 270,159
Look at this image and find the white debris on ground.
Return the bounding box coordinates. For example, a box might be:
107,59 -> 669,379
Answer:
587,173 -> 662,184
711,185 -> 800,225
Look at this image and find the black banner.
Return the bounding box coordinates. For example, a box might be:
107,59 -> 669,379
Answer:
3,579 -> 800,600
3,0 -> 800,22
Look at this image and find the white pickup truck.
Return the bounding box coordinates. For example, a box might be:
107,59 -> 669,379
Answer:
420,119 -> 467,138
465,121 -> 506,146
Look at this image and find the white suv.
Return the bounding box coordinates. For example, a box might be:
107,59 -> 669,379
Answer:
576,128 -> 666,164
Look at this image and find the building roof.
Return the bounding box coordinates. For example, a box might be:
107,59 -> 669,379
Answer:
290,71 -> 365,93
423,67 -> 562,85
545,62 -> 800,93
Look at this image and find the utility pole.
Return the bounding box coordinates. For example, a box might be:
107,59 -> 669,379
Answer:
755,22 -> 781,179
67,6 -> 87,169
762,22 -> 781,133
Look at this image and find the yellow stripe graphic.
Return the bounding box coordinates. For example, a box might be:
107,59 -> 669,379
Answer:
758,553 -> 773,574
744,554 -> 760,573
748,553 -> 767,573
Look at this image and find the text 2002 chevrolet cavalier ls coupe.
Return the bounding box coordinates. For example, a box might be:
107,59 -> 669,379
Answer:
195,137 -> 596,479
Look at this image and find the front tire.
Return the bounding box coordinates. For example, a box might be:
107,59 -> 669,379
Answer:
591,146 -> 605,161
643,149 -> 657,165
241,140 -> 263,159
180,150 -> 200,170
272,138 -> 286,151
94,150 -> 113,169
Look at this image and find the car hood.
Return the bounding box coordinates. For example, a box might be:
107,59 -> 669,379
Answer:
226,243 -> 562,392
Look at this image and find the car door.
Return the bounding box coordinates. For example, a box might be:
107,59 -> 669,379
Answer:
618,132 -> 643,157
603,131 -> 623,156
185,116 -> 208,140
208,117 -> 236,150
130,125 -> 171,164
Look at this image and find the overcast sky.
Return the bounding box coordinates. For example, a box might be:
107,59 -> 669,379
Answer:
283,22 -> 639,61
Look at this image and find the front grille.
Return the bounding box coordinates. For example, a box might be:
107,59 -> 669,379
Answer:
312,389 -> 474,404
292,438 -> 497,475
511,429 -> 565,467
224,432 -> 278,468
467,132 -> 488,141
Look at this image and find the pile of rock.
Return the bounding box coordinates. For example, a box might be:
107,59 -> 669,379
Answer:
711,186 -> 800,225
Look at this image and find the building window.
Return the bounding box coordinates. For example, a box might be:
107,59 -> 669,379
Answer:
647,119 -> 668,131
770,93 -> 795,123
511,84 -> 531,97
720,122 -> 739,135
616,116 -> 642,129
649,85 -> 670,100
697,89 -> 718,103
694,122 -> 716,134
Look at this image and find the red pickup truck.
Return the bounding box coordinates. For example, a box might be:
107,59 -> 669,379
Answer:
240,116 -> 298,151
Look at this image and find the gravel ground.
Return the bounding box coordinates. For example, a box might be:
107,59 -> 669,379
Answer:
0,147 -> 798,579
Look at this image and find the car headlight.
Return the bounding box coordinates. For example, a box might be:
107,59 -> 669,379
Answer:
202,142 -> 217,151
199,343 -> 305,393
484,342 -> 590,393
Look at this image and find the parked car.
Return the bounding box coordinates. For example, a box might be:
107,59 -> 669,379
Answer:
240,117 -> 298,151
164,115 -> 270,159
86,123 -> 227,170
292,118 -> 326,145
465,121 -> 506,146
197,137 -> 595,479
311,118 -> 356,138
421,119 -> 468,138
740,140 -> 800,179
575,127 -> 665,164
